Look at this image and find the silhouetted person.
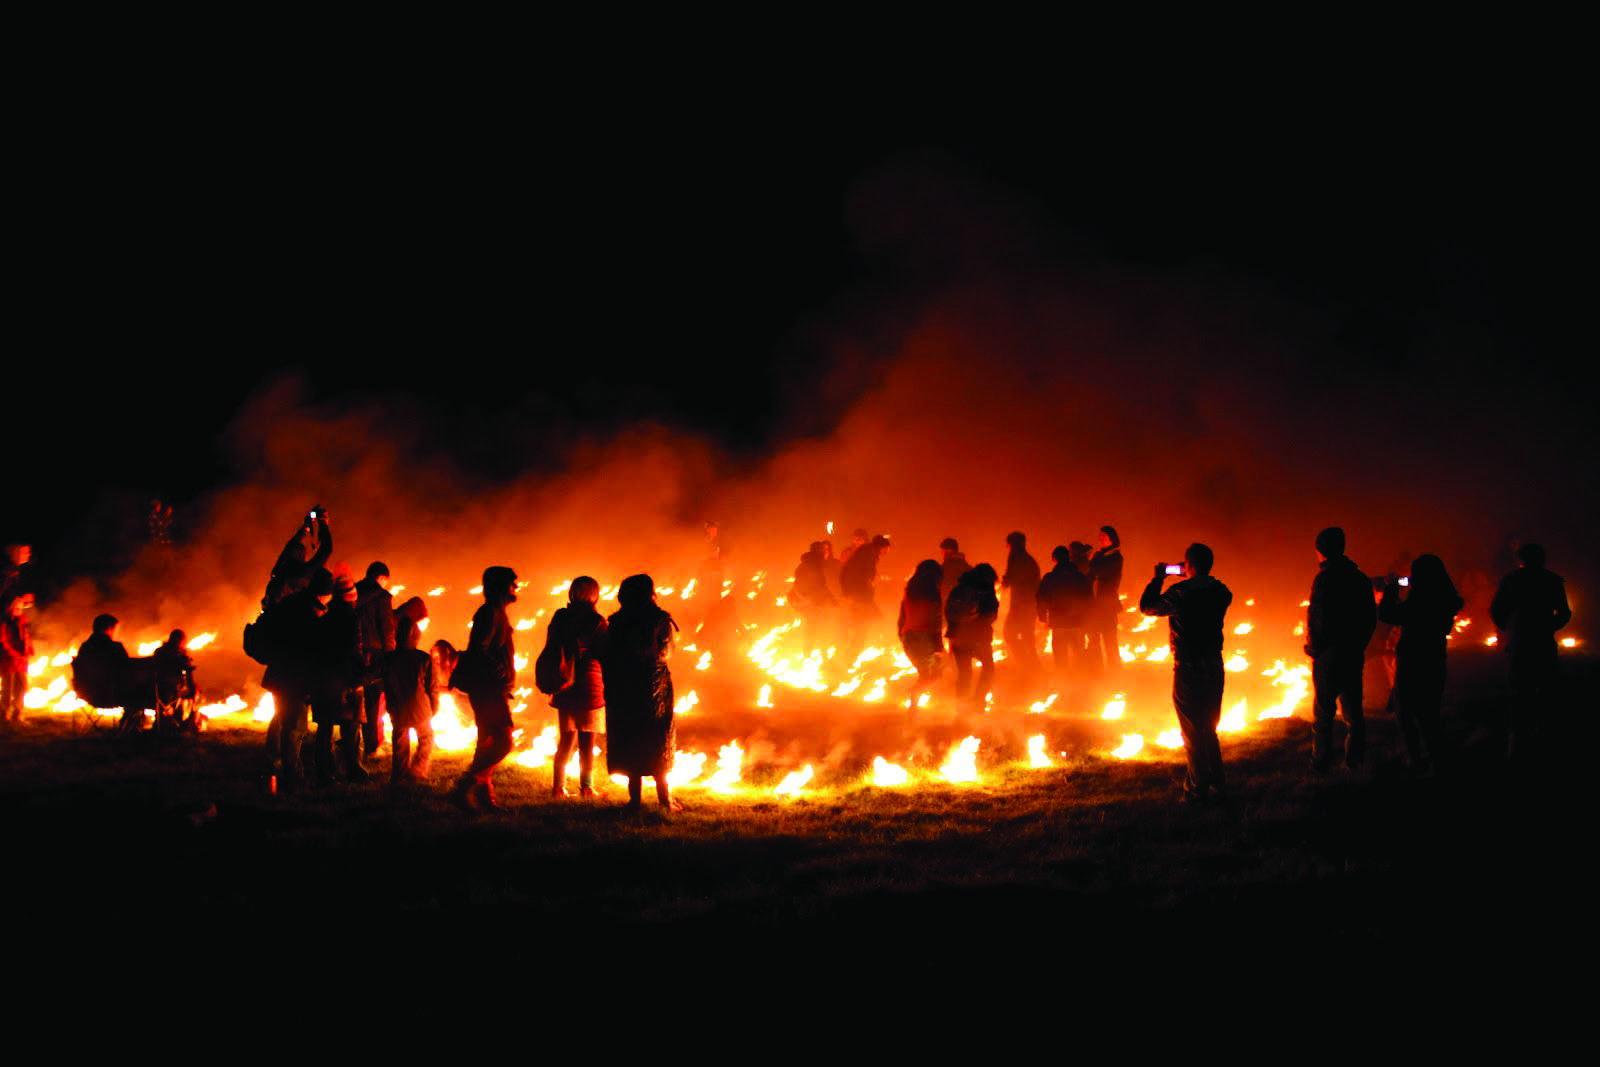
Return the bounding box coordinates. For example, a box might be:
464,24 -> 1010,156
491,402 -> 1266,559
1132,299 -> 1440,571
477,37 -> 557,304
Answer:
1001,532 -> 1040,672
837,528 -> 868,567
1088,526 -> 1124,675
449,566 -> 519,810
1038,545 -> 1092,679
790,541 -> 838,653
1140,543 -> 1233,804
898,560 -> 946,709
1,593 -> 33,727
70,612 -> 153,732
945,563 -> 999,706
1,544 -> 32,605
1489,543 -> 1572,762
1379,555 -> 1463,773
544,576 -> 608,798
602,574 -> 680,812
260,570 -> 334,791
263,507 -> 332,608
1307,526 -> 1377,772
939,538 -> 971,605
383,598 -> 436,784
840,534 -> 890,649
152,629 -> 198,732
1364,574 -> 1397,714
354,561 -> 396,759
310,568 -> 368,786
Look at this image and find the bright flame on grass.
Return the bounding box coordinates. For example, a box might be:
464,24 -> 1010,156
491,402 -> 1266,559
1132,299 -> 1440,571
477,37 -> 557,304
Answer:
775,765 -> 814,797
1102,694 -> 1126,720
254,693 -> 275,723
756,684 -> 773,708
1154,728 -> 1184,748
431,691 -> 477,751
1260,660 -> 1310,719
674,690 -> 699,715
1224,652 -> 1249,672
1145,646 -> 1170,663
695,651 -> 712,671
940,735 -> 981,783
872,757 -> 909,787
1029,693 -> 1059,714
1219,698 -> 1247,733
188,632 -> 216,650
1111,734 -> 1145,759
1233,622 -> 1253,635
1027,735 -> 1053,768
704,741 -> 743,793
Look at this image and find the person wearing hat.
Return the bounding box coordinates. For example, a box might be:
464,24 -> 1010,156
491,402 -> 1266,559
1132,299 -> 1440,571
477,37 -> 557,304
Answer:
449,566 -> 519,810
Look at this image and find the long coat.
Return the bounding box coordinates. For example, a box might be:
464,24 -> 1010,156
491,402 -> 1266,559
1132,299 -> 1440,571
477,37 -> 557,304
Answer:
601,605 -> 675,777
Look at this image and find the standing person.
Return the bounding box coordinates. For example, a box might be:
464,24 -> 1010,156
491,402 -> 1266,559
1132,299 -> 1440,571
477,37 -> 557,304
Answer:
1001,532 -> 1041,672
1037,545 -> 1092,679
938,538 -> 971,605
1,594 -> 33,728
383,598 -> 436,785
897,560 -> 946,709
790,541 -> 838,654
542,577 -> 608,799
945,563 -> 999,706
310,569 -> 368,786
1,544 -> 32,605
1088,526 -> 1124,675
601,574 -> 680,812
839,534 -> 891,650
1489,543 -> 1572,762
354,561 -> 396,760
1306,526 -> 1378,772
449,566 -> 520,811
1379,555 -> 1463,773
260,571 -> 333,792
263,507 -> 333,607
1139,544 -> 1233,804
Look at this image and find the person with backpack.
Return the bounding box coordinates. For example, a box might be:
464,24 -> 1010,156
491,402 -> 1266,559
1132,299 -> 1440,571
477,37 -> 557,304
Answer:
538,576 -> 607,798
448,566 -> 520,811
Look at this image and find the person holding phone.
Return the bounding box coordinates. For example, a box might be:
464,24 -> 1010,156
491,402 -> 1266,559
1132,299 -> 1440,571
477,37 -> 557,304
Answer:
1139,544 -> 1233,805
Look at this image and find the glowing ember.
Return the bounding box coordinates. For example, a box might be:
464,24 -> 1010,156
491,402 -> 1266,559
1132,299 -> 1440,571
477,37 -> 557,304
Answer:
774,765 -> 814,797
1562,637 -> 1577,648
872,756 -> 910,787
1111,734 -> 1145,759
1027,734 -> 1053,768
939,735 -> 981,783
1485,635 -> 1498,646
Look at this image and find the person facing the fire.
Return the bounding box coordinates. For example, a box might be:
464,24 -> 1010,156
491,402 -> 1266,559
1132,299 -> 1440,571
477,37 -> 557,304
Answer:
151,629 -> 198,732
790,541 -> 838,652
354,561 -> 396,760
898,559 -> 946,709
70,612 -> 153,731
1037,545 -> 1092,678
543,576 -> 608,799
1001,531 -> 1041,673
939,538 -> 971,606
945,563 -> 1000,707
1379,554 -> 1463,773
840,533 -> 891,648
449,566 -> 519,811
383,597 -> 436,785
1088,526 -> 1124,674
1306,526 -> 1377,772
260,569 -> 335,792
602,574 -> 680,812
1489,542 -> 1572,763
1140,543 -> 1233,804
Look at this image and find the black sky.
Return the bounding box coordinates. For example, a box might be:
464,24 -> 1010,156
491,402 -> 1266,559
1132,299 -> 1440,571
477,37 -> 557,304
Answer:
12,35 -> 1592,593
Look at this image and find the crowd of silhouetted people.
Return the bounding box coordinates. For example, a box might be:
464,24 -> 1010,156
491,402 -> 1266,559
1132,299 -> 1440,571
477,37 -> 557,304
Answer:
2,505 -> 1577,812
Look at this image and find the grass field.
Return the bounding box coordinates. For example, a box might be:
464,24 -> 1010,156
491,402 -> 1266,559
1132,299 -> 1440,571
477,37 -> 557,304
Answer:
4,652 -> 1588,996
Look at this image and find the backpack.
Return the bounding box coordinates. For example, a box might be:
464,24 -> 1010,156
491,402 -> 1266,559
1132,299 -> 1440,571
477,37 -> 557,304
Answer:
243,604 -> 281,665
534,638 -> 573,696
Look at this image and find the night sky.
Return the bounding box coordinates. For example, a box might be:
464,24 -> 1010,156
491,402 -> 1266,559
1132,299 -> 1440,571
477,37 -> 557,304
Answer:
13,38 -> 1592,604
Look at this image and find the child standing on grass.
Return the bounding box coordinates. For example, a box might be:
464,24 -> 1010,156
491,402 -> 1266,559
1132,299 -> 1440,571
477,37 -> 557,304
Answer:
384,597 -> 436,785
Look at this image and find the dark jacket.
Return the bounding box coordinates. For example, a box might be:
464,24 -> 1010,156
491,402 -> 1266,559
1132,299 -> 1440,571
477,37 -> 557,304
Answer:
546,603 -> 607,713
1037,564 -> 1092,629
263,518 -> 332,607
940,552 -> 972,604
1308,555 -> 1377,658
354,578 -> 396,668
839,544 -> 883,605
72,631 -> 130,707
945,573 -> 999,648
1089,547 -> 1124,618
1489,566 -> 1572,660
464,601 -> 516,696
1139,573 -> 1233,667
1002,549 -> 1041,614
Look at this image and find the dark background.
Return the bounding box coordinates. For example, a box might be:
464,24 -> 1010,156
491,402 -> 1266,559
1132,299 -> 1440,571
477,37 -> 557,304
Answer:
11,31 -> 1591,602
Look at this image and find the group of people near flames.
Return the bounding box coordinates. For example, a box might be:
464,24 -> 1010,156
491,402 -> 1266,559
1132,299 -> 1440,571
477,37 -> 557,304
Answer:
3,505 -> 1575,812
796,523 -> 1569,805
244,508 -> 681,810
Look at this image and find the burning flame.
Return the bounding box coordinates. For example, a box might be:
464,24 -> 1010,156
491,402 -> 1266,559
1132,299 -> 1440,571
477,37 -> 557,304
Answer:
775,765 -> 814,797
872,757 -> 910,787
1111,734 -> 1145,759
939,735 -> 981,783
1027,735 -> 1053,768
